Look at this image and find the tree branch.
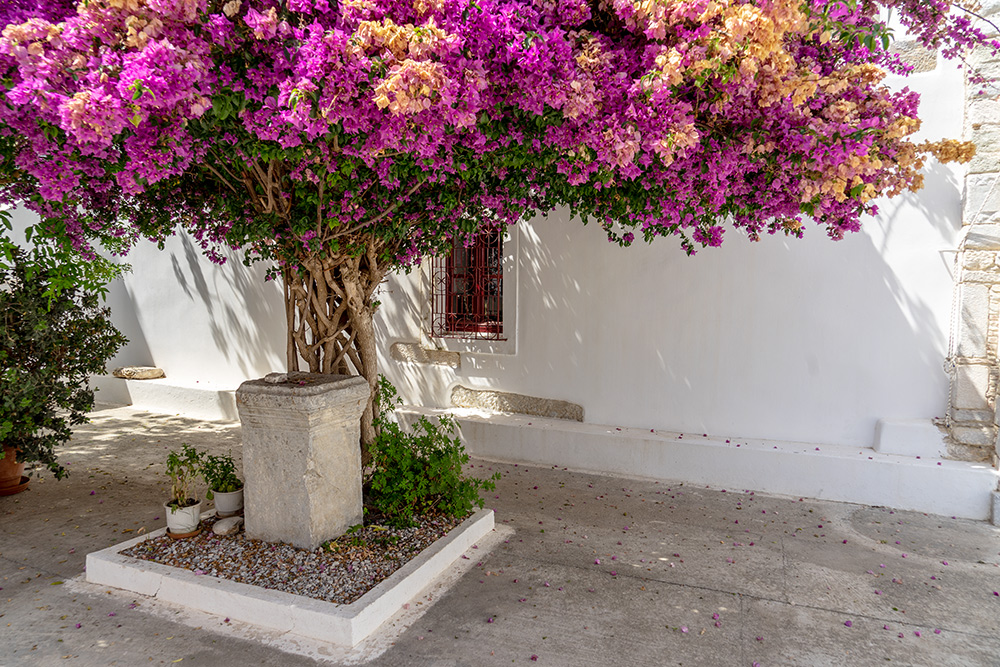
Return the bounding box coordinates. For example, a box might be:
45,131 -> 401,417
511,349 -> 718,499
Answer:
954,4 -> 1000,38
332,178 -> 427,238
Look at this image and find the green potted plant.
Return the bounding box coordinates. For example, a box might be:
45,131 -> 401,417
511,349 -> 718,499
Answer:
201,451 -> 244,518
0,222 -> 127,494
165,444 -> 203,536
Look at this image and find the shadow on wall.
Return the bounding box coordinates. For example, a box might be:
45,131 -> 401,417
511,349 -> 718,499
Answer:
885,160 -> 963,246
375,160 -> 961,448
103,271 -> 154,370
167,234 -> 286,380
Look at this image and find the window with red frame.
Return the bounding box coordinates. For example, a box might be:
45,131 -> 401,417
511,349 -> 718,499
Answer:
430,228 -> 504,340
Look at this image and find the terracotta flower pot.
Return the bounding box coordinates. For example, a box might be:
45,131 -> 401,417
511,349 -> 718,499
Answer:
0,446 -> 28,495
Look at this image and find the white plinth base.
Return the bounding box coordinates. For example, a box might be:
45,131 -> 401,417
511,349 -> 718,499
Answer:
85,509 -> 495,647
873,419 -> 948,458
400,408 -> 999,521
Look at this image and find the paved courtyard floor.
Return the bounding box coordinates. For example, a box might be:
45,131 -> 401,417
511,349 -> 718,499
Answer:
2,405 -> 999,666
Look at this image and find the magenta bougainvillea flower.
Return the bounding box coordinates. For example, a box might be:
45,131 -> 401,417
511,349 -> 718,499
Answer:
1,0 -> 992,263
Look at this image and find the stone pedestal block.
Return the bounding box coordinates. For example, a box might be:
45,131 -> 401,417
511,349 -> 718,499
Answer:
236,373 -> 369,549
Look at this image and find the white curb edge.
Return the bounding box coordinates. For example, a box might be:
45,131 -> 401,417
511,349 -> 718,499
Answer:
86,509 -> 495,647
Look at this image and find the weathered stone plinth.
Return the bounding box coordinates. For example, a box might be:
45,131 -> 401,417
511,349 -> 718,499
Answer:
236,373 -> 369,549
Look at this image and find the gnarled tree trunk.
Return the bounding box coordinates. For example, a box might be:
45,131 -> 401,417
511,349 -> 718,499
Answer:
283,246 -> 386,457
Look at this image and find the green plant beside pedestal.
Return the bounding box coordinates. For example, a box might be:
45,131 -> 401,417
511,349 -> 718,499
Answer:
164,444 -> 203,534
202,451 -> 244,517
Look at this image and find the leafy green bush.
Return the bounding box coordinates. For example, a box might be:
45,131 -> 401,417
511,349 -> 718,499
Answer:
201,450 -> 243,497
365,377 -> 499,526
165,443 -> 202,509
0,224 -> 127,479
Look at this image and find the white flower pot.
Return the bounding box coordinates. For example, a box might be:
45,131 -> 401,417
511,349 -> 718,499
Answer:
164,500 -> 202,534
212,487 -> 244,517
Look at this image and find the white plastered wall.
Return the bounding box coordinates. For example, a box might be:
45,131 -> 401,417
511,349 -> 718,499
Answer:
379,59 -> 966,450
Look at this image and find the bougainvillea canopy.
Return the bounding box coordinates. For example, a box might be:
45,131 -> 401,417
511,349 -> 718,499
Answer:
1,0 -> 992,266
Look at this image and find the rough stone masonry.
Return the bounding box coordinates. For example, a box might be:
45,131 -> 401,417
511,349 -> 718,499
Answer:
949,14 -> 1000,465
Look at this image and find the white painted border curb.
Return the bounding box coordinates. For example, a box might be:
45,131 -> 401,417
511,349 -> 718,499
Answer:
86,509 -> 495,647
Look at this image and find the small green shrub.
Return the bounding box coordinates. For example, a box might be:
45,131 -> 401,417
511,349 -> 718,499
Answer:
365,377 -> 499,526
201,450 -> 243,497
166,444 -> 202,509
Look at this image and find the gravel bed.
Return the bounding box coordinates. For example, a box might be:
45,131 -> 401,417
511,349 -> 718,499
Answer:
121,513 -> 465,604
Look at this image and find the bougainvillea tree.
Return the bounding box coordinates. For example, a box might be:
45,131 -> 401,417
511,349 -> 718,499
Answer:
0,0 -> 996,447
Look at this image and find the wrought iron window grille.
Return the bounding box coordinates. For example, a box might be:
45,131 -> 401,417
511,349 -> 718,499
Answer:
430,229 -> 505,340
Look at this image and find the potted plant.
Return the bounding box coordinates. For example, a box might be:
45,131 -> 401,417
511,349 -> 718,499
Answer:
202,451 -> 244,518
165,444 -> 203,536
0,224 -> 127,494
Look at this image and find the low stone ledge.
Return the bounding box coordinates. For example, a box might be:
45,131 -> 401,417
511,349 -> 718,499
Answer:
451,385 -> 583,422
112,366 -> 165,380
889,40 -> 937,73
390,342 -> 460,369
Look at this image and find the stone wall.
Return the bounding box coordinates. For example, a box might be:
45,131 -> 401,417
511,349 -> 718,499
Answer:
948,27 -> 1000,465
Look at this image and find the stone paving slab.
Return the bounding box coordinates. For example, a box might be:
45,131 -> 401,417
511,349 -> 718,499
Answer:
1,405 -> 999,666
740,597 -> 1000,667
